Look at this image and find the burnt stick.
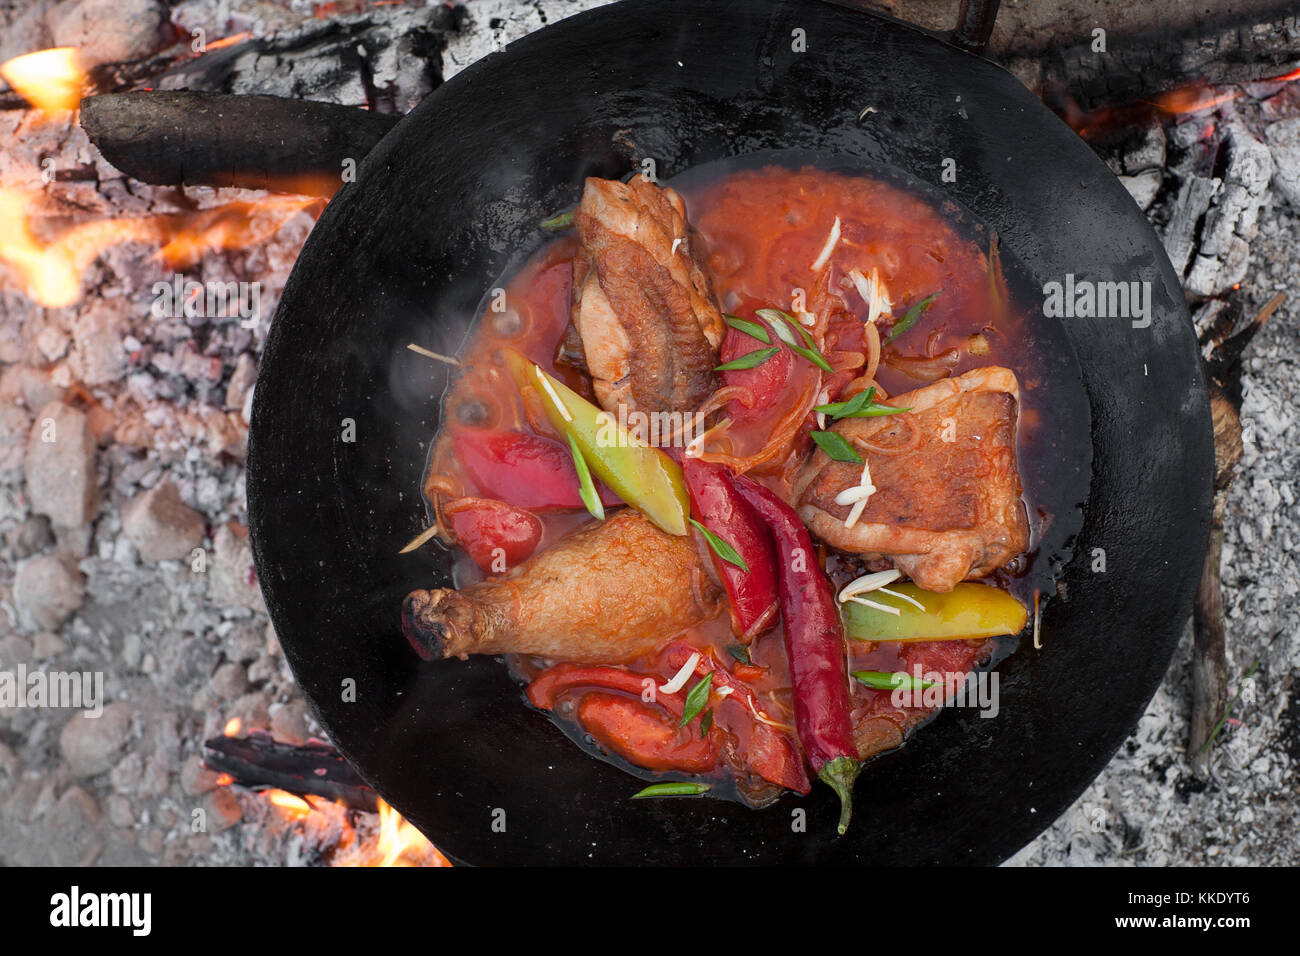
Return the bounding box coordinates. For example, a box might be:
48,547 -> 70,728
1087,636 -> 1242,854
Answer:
203,730 -> 380,812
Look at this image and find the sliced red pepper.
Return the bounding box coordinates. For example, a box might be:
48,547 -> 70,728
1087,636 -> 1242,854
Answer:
712,306 -> 823,469
577,693 -> 716,774
527,664 -> 715,776
452,426 -> 620,511
718,316 -> 797,426
445,496 -> 542,573
527,664 -> 658,710
682,457 -> 779,640
660,643 -> 810,794
733,661 -> 767,684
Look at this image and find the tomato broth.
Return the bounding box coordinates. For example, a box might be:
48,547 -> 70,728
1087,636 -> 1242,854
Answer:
419,156 -> 1090,805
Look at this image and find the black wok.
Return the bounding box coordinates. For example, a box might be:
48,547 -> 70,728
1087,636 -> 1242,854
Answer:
247,0 -> 1212,865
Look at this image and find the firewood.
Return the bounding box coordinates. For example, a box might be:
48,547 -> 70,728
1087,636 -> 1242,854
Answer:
1189,292 -> 1283,775
80,91 -> 396,196
203,730 -> 379,812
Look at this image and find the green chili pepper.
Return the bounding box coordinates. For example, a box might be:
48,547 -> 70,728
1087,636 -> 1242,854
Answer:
504,349 -> 690,536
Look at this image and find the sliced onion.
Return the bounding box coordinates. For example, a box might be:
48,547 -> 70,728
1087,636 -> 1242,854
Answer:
837,569 -> 901,602
658,651 -> 701,694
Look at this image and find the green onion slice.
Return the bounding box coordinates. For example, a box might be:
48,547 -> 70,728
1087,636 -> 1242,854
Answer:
631,782 -> 712,799
566,432 -> 605,521
723,314 -> 772,344
540,210 -> 575,231
679,672 -> 714,728
810,430 -> 863,463
726,644 -> 752,665
689,518 -> 749,572
885,291 -> 941,343
715,346 -> 780,371
852,670 -> 938,691
815,386 -> 910,419
754,308 -> 834,374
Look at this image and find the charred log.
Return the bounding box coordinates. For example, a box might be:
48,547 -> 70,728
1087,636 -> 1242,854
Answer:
80,91 -> 397,196
152,4 -> 466,114
203,730 -> 379,812
1188,292 -> 1282,775
1030,9 -> 1300,114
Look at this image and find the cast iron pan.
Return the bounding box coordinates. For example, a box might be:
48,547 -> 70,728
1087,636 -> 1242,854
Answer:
248,0 -> 1212,864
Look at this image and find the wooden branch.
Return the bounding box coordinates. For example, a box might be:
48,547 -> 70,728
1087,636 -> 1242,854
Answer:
1189,293 -> 1282,774
203,730 -> 379,812
80,91 -> 397,196
1189,392 -> 1236,777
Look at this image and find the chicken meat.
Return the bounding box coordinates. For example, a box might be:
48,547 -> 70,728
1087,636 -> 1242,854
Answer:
794,366 -> 1029,592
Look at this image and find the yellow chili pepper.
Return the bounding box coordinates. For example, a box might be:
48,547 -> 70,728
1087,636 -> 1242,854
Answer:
502,349 -> 690,536
841,582 -> 1028,642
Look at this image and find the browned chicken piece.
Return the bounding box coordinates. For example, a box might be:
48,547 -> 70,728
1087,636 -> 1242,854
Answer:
794,366 -> 1029,592
570,176 -> 725,415
402,509 -> 721,663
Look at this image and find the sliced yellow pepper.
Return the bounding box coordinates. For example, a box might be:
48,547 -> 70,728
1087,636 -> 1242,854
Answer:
842,582 -> 1028,642
502,348 -> 690,536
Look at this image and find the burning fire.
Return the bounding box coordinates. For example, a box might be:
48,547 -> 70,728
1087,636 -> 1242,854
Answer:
0,188 -> 320,308
254,787 -> 449,866
211,721 -> 449,866
1064,65 -> 1300,139
371,799 -> 440,868
266,788 -> 314,818
0,48 -> 85,116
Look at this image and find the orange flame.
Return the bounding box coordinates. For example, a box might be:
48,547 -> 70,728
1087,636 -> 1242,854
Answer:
223,717 -> 242,736
218,778 -> 450,865
1151,86 -> 1241,117
266,788 -> 314,818
204,33 -> 252,52
0,189 -> 319,307
1066,65 -> 1300,139
371,799 -> 439,867
0,48 -> 86,115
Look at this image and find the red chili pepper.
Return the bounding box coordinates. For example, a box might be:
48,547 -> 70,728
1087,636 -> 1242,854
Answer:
445,497 -> 542,573
452,426 -> 620,511
730,474 -> 861,834
682,457 -> 779,640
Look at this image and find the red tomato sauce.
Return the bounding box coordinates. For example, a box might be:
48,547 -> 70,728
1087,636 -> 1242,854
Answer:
425,165 -> 1044,805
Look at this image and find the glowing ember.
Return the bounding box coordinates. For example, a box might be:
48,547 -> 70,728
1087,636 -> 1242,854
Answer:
0,48 -> 86,115
203,33 -> 253,52
1151,86 -> 1241,117
223,717 -> 242,736
266,788 -> 313,818
0,189 -> 319,308
1064,65 -> 1300,140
